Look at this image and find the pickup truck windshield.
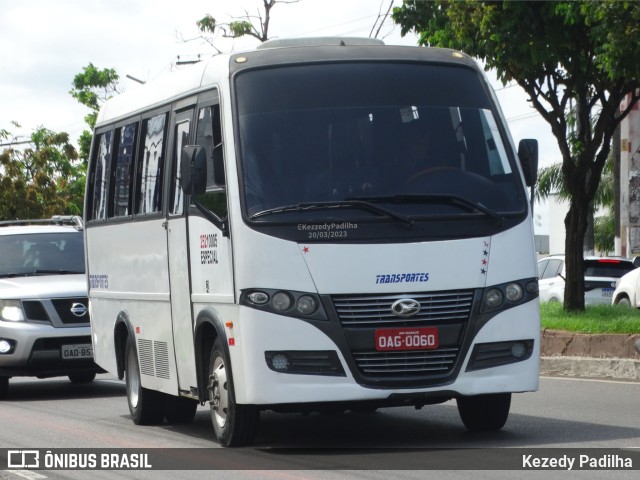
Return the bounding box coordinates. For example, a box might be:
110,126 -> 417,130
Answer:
0,232 -> 85,277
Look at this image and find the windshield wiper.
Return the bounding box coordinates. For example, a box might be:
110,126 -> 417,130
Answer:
250,200 -> 414,228
0,273 -> 24,278
347,194 -> 505,224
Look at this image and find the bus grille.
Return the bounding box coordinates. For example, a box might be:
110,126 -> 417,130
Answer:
332,290 -> 474,328
353,348 -> 459,375
331,290 -> 474,378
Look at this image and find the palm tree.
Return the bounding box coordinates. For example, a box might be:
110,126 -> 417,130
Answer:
536,157 -> 614,254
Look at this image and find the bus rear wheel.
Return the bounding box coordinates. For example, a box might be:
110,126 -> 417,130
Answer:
208,338 -> 259,447
125,337 -> 166,425
456,393 -> 511,432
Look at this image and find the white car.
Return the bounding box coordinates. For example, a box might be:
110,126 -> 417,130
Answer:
537,254 -> 636,304
0,216 -> 103,399
611,261 -> 640,306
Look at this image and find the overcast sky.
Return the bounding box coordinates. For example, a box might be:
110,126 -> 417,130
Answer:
0,0 -> 556,230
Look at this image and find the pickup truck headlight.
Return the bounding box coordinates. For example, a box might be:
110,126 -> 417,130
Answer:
0,300 -> 25,322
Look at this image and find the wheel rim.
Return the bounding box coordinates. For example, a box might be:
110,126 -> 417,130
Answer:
126,346 -> 140,409
208,355 -> 229,429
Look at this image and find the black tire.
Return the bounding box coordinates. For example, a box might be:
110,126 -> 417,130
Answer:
68,372 -> 97,384
125,337 -> 166,425
208,338 -> 259,447
615,296 -> 632,307
0,377 -> 8,400
165,396 -> 199,424
457,393 -> 511,432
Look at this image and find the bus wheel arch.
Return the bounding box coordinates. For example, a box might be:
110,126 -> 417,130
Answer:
114,313 -> 134,380
194,309 -> 259,446
194,312 -> 225,403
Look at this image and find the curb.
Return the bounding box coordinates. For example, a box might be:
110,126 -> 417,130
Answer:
540,356 -> 640,382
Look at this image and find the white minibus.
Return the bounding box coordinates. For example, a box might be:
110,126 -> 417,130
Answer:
85,37 -> 540,446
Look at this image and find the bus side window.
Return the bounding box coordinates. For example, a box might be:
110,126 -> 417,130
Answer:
193,104 -> 227,219
136,113 -> 167,215
88,130 -> 113,221
110,122 -> 137,218
170,118 -> 190,215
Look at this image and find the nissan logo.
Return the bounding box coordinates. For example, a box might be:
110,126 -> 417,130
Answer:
391,299 -> 421,317
70,303 -> 88,318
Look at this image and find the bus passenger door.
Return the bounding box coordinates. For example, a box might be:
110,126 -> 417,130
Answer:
187,103 -> 235,309
167,108 -> 198,393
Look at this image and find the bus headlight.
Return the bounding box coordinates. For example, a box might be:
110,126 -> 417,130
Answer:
0,300 -> 25,322
484,288 -> 504,309
272,292 -> 292,311
296,295 -> 317,315
505,283 -> 524,302
247,291 -> 269,305
241,289 -> 327,320
481,278 -> 539,313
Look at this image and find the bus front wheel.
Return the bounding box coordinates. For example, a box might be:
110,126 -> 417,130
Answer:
125,337 -> 166,425
208,338 -> 259,447
456,393 -> 511,432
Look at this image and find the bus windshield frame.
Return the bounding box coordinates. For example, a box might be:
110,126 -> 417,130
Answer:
232,62 -> 528,242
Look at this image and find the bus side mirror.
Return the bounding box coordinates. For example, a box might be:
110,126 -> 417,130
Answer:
181,145 -> 207,195
518,139 -> 538,187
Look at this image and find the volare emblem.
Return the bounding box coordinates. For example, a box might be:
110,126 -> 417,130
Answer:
391,299 -> 421,317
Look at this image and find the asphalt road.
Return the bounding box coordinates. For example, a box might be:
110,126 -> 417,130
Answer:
0,374 -> 638,479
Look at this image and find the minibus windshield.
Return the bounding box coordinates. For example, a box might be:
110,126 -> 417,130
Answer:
235,62 -> 526,225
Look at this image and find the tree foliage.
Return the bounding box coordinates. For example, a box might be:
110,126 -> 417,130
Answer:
393,0 -> 640,311
69,63 -> 120,162
0,126 -> 83,220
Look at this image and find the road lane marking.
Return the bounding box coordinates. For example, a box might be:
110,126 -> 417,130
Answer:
5,471 -> 47,480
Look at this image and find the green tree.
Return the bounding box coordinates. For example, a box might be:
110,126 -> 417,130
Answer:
0,125 -> 82,219
69,63 -> 120,162
393,0 -> 640,311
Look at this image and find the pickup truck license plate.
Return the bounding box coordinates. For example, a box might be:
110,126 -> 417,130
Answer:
375,327 -> 439,351
61,344 -> 93,359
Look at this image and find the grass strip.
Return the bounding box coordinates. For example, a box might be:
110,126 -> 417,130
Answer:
540,302 -> 640,334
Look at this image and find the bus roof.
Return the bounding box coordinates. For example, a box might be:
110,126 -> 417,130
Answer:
95,38 -> 477,128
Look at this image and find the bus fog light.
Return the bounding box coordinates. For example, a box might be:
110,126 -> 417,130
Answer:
248,291 -> 269,304
505,283 -> 523,302
296,295 -> 317,315
511,342 -> 528,359
271,353 -> 290,371
484,288 -> 503,308
272,292 -> 292,311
